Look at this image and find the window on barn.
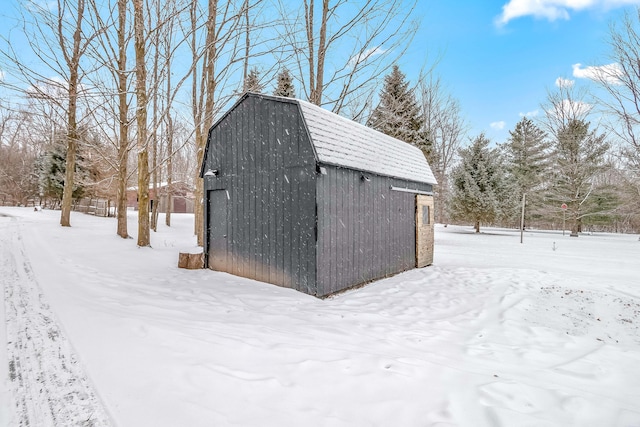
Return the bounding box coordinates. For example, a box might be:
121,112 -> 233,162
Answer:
422,205 -> 430,225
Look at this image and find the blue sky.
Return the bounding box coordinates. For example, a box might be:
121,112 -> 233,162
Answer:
1,0 -> 638,146
404,0 -> 640,143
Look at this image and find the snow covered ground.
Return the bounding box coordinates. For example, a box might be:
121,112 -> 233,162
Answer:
1,206 -> 639,427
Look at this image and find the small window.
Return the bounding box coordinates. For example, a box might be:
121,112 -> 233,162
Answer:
422,205 -> 430,225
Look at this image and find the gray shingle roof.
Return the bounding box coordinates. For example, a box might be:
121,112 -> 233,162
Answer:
296,100 -> 437,185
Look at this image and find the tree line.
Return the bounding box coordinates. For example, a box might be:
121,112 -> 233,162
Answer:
444,12 -> 640,236
365,15 -> 640,235
354,59 -> 638,235
0,0 -> 421,246
1,0 -> 639,245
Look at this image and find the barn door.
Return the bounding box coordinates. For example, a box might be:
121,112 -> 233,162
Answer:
174,197 -> 186,213
208,190 -> 228,271
416,194 -> 434,267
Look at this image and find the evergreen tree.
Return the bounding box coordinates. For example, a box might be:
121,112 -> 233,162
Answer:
38,138 -> 87,206
450,134 -> 507,233
274,68 -> 295,98
500,117 -> 551,225
243,67 -> 263,93
547,119 -> 614,235
37,128 -> 98,208
368,65 -> 430,158
37,140 -> 67,206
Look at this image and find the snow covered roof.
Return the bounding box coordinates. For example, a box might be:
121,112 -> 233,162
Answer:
204,93 -> 437,185
296,99 -> 437,185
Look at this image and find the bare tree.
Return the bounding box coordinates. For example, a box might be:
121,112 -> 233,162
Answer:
189,0 -> 251,246
148,0 -> 184,230
149,0 -> 162,232
190,0 -> 215,247
146,0 -> 186,232
0,108 -> 41,206
133,0 -> 150,246
590,8 -> 640,228
154,0 -> 200,229
79,0 -> 135,237
0,0 -> 98,226
116,0 -> 131,237
418,73 -> 467,223
163,14 -> 176,228
164,108 -> 175,227
541,81 -> 593,138
243,0 -> 251,82
58,0 -> 89,226
276,0 -> 419,114
596,9 -> 640,169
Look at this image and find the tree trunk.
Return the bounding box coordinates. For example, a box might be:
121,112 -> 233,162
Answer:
150,2 -> 160,233
570,216 -> 581,236
116,0 -> 129,238
194,140 -> 205,246
165,167 -> 172,227
60,0 -> 86,227
116,159 -> 128,237
314,0 -> 329,105
60,119 -> 77,227
475,220 -> 480,233
151,132 -> 158,233
134,0 -> 150,247
304,0 -> 328,106
436,175 -> 448,224
165,66 -> 173,227
190,2 -> 200,243
137,151 -> 150,246
243,0 -> 250,82
194,0 -> 218,247
304,0 -> 316,104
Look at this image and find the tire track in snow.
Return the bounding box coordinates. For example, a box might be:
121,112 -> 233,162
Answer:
2,219 -> 111,426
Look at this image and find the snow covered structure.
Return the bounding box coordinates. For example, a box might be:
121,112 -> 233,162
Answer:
200,93 -> 436,297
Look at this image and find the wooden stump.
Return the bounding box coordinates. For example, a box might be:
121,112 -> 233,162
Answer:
178,251 -> 203,269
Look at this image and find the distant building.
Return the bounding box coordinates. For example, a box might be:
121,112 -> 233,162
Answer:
200,93 -> 436,297
126,181 -> 195,214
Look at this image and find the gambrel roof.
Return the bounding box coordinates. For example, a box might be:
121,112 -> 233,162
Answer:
296,99 -> 437,185
202,93 -> 437,185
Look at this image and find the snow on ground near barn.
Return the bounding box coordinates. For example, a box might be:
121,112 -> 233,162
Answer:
1,207 -> 639,427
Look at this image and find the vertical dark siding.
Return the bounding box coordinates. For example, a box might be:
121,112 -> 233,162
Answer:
315,166 -> 432,297
203,94 -> 434,297
203,95 -> 317,295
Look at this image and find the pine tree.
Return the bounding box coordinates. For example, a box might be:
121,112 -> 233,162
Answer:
38,140 -> 67,206
547,119 -> 613,235
243,67 -> 263,93
274,68 -> 295,98
368,65 -> 429,155
450,134 -> 507,233
500,117 -> 551,225
38,134 -> 90,207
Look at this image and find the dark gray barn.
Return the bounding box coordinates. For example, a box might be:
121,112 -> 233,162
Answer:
200,93 -> 437,297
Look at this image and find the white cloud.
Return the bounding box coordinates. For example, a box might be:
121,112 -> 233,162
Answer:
555,77 -> 575,88
563,99 -> 592,116
519,109 -> 539,117
547,99 -> 593,119
348,47 -> 387,68
572,62 -> 623,84
490,121 -> 506,130
496,0 -> 640,26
